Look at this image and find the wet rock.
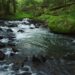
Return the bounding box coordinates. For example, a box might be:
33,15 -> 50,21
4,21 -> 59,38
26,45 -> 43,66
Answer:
7,33 -> 16,39
30,24 -> 35,29
10,52 -> 15,56
18,29 -> 24,33
21,57 -> 28,67
22,18 -> 30,25
8,43 -> 16,47
63,53 -> 75,60
8,23 -> 17,27
0,32 -> 5,39
0,28 -> 3,31
0,42 -> 6,48
8,41 -> 16,47
40,55 -> 47,62
12,47 -> 19,52
5,50 -> 15,57
23,67 -> 29,71
0,20 -> 5,26
7,29 -> 13,32
32,55 -> 48,64
22,72 -> 32,75
22,66 -> 31,72
49,56 -> 55,60
37,71 -> 46,75
35,24 -> 40,28
0,35 -> 3,39
0,38 -> 9,44
17,71 -> 32,75
28,19 -> 43,26
32,55 -> 41,64
28,19 -> 37,25
9,37 -> 16,41
0,51 -> 5,60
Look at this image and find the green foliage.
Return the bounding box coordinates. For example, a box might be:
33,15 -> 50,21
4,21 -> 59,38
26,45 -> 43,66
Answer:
38,14 -> 75,33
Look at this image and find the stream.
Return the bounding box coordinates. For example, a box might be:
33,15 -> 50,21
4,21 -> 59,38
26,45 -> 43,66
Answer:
0,18 -> 75,75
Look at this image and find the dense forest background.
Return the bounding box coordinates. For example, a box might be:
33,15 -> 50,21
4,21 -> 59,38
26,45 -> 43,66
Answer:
0,0 -> 75,33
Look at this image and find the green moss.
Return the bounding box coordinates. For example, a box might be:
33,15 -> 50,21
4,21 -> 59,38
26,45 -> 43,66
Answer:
38,14 -> 75,33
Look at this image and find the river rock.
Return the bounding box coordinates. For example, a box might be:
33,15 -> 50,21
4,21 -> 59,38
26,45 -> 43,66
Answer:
22,72 -> 32,75
7,33 -> 15,39
10,52 -> 16,56
32,55 -> 41,64
8,23 -> 17,27
18,29 -> 24,33
17,71 -> 32,75
30,24 -> 35,29
0,32 -> 5,39
32,55 -> 48,64
63,53 -> 75,60
35,24 -> 40,28
12,47 -> 19,52
7,29 -> 13,32
22,18 -> 30,25
0,28 -> 3,31
0,51 -> 5,60
40,55 -> 47,62
8,41 -> 16,47
0,35 -> 3,39
22,66 -> 31,72
0,42 -> 6,48
37,71 -> 46,75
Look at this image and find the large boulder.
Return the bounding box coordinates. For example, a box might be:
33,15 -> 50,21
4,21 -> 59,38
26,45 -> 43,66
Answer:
0,51 -> 5,60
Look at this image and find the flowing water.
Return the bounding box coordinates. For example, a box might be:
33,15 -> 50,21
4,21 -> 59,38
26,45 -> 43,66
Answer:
0,19 -> 75,75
